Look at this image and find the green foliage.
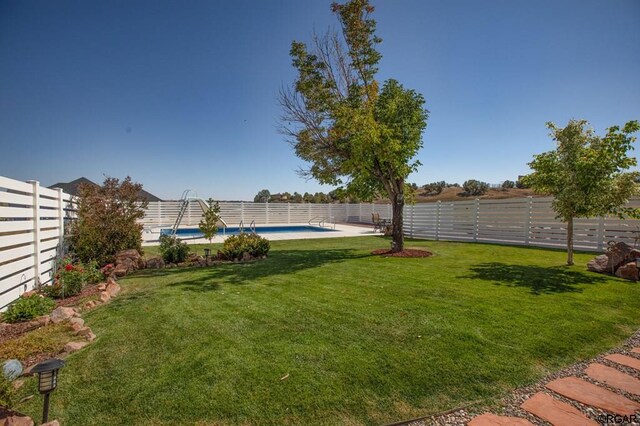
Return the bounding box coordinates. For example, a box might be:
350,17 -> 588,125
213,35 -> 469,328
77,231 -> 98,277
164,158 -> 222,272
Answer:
220,233 -> 270,260
70,176 -> 148,265
523,119 -> 640,264
254,189 -> 271,203
501,180 -> 516,189
43,258 -> 102,299
198,198 -> 221,243
422,181 -> 446,195
515,177 -> 529,189
159,234 -> 190,264
462,179 -> 489,196
2,295 -> 55,323
0,375 -> 18,408
281,0 -> 428,251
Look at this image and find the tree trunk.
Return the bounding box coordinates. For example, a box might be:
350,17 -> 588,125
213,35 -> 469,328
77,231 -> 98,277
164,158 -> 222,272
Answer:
566,217 -> 574,266
391,191 -> 405,253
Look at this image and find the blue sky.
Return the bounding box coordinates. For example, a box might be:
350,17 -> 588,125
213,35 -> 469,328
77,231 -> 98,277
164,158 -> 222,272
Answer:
1,0 -> 639,200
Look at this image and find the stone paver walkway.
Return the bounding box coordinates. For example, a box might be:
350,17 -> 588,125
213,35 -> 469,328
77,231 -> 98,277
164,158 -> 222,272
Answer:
466,347 -> 640,425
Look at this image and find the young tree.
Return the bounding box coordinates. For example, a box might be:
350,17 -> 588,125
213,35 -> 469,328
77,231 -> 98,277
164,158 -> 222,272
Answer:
280,0 -> 428,252
198,198 -> 221,244
71,176 -> 148,265
523,119 -> 640,265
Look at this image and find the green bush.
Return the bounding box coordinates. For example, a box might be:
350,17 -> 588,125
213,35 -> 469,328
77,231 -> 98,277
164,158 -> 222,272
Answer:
0,375 -> 18,408
462,179 -> 490,196
502,180 -> 516,189
42,258 -> 102,299
70,176 -> 148,265
220,233 -> 270,260
1,295 -> 55,324
159,234 -> 190,264
422,181 -> 446,195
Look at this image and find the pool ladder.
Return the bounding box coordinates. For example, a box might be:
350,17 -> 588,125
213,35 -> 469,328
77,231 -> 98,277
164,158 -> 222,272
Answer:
309,216 -> 335,229
238,220 -> 256,234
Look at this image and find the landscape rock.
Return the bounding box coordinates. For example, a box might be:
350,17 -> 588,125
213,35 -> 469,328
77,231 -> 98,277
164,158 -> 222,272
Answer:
106,280 -> 121,297
1,415 -> 34,426
114,249 -> 143,276
20,290 -> 37,298
63,341 -> 88,353
145,256 -> 165,269
69,317 -> 84,328
615,261 -> 639,281
99,291 -> 111,303
97,283 -> 106,291
71,322 -> 84,332
41,421 -> 60,426
76,327 -> 93,338
605,242 -> 640,272
49,307 -> 77,323
85,331 -> 96,342
241,252 -> 252,262
587,254 -> 609,273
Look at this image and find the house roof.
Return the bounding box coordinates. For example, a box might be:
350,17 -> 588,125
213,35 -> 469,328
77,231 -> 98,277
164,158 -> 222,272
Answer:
48,177 -> 162,202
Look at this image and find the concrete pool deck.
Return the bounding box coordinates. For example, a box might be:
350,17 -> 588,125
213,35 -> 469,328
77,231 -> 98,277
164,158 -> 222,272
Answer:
141,223 -> 377,246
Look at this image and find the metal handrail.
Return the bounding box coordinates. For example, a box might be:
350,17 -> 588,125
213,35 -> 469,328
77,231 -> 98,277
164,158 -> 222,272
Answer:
219,217 -> 227,236
249,220 -> 256,233
239,220 -> 244,233
309,215 -> 327,228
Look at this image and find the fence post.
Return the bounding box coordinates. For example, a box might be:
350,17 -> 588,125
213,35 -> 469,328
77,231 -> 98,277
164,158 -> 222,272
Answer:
359,203 -> 362,222
241,202 -> 244,223
266,202 -> 269,224
308,202 -> 311,221
346,204 -> 350,222
56,188 -> 65,241
157,202 -> 162,225
328,203 -> 332,223
524,197 -> 532,245
597,216 -> 605,251
287,203 -> 291,224
435,201 -> 441,241
28,181 -> 41,288
473,198 -> 479,242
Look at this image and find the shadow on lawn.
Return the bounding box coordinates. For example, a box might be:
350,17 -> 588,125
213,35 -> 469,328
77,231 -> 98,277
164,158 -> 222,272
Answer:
464,262 -> 609,295
139,248 -> 370,292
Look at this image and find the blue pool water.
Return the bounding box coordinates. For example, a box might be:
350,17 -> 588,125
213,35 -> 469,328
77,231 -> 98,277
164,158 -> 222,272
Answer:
161,225 -> 336,238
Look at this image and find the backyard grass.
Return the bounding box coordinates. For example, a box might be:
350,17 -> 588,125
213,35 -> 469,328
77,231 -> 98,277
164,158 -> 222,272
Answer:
18,236 -> 640,425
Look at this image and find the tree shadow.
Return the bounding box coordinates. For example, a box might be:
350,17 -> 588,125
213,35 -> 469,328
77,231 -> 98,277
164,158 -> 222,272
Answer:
462,262 -> 610,295
133,248 -> 371,293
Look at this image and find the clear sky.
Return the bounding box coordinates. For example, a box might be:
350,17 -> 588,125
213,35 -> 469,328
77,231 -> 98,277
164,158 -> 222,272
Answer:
1,0 -> 639,200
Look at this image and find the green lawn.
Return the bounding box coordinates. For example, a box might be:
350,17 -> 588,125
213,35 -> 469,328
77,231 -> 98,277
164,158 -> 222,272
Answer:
20,237 -> 640,425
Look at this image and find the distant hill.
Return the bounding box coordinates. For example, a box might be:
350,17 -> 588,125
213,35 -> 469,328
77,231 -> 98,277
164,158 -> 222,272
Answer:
412,186 -> 538,203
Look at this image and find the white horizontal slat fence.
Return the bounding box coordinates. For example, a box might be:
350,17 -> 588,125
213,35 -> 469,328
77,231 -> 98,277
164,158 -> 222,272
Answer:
0,176 -> 76,310
405,197 -> 640,251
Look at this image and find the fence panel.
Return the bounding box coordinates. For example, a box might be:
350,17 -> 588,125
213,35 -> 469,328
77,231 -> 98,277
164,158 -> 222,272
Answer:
1,177 -> 73,310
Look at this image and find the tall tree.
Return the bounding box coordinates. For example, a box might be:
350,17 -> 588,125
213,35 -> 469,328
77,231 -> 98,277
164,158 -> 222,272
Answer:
280,0 -> 428,252
523,119 -> 640,265
253,189 -> 271,203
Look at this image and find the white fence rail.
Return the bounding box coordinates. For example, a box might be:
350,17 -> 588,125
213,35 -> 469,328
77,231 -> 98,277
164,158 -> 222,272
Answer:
0,176 -> 75,310
142,198 -> 640,251
405,197 -> 640,251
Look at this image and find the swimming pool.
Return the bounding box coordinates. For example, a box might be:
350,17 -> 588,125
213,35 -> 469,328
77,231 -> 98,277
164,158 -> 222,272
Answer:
161,225 -> 336,238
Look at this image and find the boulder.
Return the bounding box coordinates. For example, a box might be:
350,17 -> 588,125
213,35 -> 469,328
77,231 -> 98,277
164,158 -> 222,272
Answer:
97,283 -> 107,291
114,249 -> 143,276
106,280 -> 121,297
587,254 -> 609,273
63,341 -> 88,353
112,265 -> 129,278
76,327 -> 93,338
145,256 -> 165,269
69,317 -> 84,328
615,261 -> 639,281
1,415 -> 34,426
605,242 -> 640,272
99,291 -> 111,303
85,331 -> 96,342
115,249 -> 141,262
49,307 -> 77,324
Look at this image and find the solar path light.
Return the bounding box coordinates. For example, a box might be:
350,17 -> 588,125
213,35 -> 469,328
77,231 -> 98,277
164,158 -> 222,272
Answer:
31,358 -> 65,423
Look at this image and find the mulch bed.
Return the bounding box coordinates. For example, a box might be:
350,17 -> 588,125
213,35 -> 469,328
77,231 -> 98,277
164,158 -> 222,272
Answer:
54,283 -> 102,308
371,248 -> 433,258
0,317 -> 49,346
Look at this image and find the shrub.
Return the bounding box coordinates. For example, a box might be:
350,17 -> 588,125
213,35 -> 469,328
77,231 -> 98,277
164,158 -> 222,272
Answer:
516,177 -> 530,189
159,234 -> 190,264
422,181 -> 446,195
42,258 -> 102,299
462,179 -> 490,196
198,198 -> 221,243
70,176 -> 148,265
220,233 -> 270,260
1,295 -> 55,324
501,180 -> 516,189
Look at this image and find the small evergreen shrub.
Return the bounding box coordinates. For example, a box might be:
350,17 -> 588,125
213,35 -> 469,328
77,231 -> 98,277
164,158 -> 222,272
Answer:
159,234 -> 190,264
220,233 -> 270,260
1,295 -> 55,324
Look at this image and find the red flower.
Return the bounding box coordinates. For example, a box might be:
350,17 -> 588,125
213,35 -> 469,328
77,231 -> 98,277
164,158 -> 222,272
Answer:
65,264 -> 74,271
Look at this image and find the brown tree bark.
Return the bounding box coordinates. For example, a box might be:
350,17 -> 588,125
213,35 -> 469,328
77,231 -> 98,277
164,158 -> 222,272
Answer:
390,190 -> 405,253
566,217 -> 574,265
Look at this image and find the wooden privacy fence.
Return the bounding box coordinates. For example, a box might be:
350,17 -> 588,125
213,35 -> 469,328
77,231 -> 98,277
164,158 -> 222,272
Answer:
404,197 -> 640,251
0,176 -> 75,310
